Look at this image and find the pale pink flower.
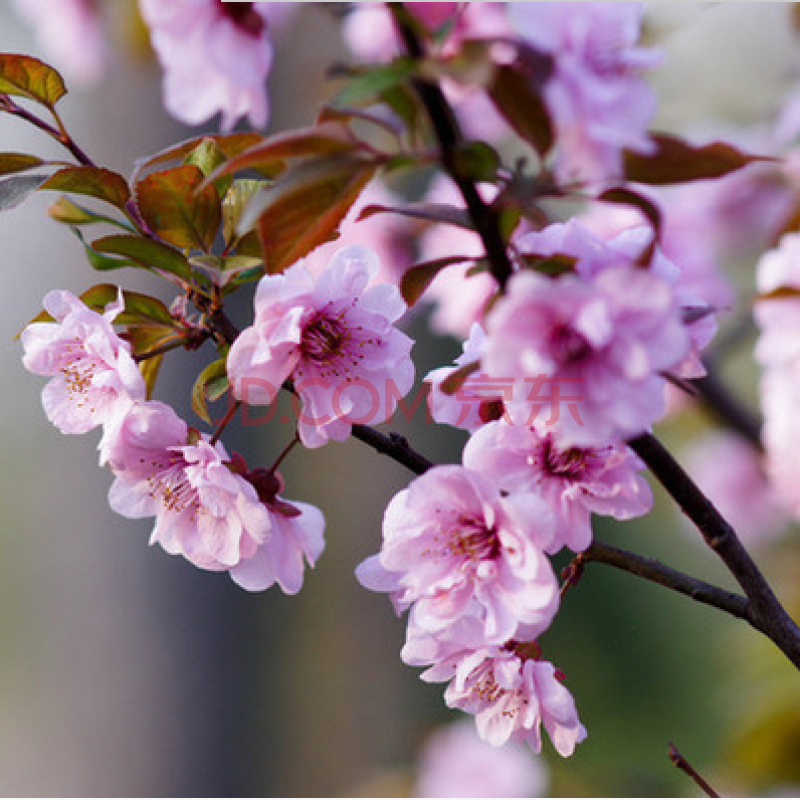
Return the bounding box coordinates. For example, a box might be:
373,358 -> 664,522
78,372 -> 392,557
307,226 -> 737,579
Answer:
483,266 -> 689,447
107,401 -> 271,575
759,366 -> 800,520
343,3 -> 508,64
21,289 -> 145,437
228,245 -> 415,449
138,0 -> 283,131
509,2 -> 659,184
413,718 -> 547,798
519,218 -> 717,379
357,465 -> 559,644
463,421 -> 652,553
681,432 -> 786,545
755,233 -> 800,368
414,641 -> 586,757
426,324 -> 508,432
12,0 -> 106,85
228,468 -> 325,594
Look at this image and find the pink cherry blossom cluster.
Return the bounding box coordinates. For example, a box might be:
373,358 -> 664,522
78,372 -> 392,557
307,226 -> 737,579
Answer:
21,289 -> 324,593
355,217 -> 707,755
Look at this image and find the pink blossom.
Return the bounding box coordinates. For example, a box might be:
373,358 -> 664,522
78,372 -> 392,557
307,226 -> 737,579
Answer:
107,401 -> 271,575
755,233 -> 800,368
519,218 -> 717,378
483,266 -> 689,447
427,324 -> 507,432
759,366 -> 800,520
229,468 -> 325,594
681,432 -> 786,545
509,3 -> 660,184
413,718 -> 547,798
12,0 -> 106,85
228,245 -> 415,449
413,641 -> 586,757
138,0 -> 283,131
357,466 -> 559,644
463,421 -> 652,553
343,3 -> 508,64
21,289 -> 145,437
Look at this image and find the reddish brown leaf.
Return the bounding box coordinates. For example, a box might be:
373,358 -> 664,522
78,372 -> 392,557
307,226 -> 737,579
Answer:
40,166 -> 131,210
624,133 -> 775,185
0,54 -> 66,106
253,154 -> 378,274
135,165 -> 221,251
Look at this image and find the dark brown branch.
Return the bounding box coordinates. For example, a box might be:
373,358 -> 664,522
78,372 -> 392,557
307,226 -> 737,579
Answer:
576,541 -> 749,621
668,742 -> 720,798
351,426 -> 433,476
388,3 -> 514,291
629,433 -> 800,669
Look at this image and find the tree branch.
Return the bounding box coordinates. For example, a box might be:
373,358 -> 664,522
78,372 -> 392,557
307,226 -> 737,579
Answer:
351,426 -> 433,476
629,433 -> 800,669
388,3 -> 514,291
572,540 -> 749,621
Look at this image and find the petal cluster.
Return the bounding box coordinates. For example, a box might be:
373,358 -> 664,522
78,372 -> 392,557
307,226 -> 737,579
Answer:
228,246 -> 415,448
21,290 -> 145,435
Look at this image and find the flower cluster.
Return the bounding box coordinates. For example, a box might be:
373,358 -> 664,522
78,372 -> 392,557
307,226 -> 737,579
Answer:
22,289 -> 325,593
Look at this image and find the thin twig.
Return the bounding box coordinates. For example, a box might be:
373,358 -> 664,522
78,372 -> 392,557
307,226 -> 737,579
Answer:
668,742 -> 720,798
574,541 -> 749,620
351,426 -> 433,476
209,401 -> 240,446
0,95 -> 95,167
388,3 -> 514,291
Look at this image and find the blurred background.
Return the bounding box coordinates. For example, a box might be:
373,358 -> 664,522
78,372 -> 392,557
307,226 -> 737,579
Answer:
1,2 -> 800,796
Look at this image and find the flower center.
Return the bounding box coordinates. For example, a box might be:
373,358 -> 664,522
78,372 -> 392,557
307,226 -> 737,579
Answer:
61,343 -> 102,406
447,517 -> 501,562
550,323 -> 592,365
146,457 -> 200,517
302,315 -> 347,363
542,437 -> 588,480
217,1 -> 264,36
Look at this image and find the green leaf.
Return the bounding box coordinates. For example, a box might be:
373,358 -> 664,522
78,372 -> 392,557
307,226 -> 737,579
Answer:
72,228 -> 138,271
22,284 -> 175,329
222,179 -> 264,246
191,358 -> 228,425
91,234 -> 192,280
0,152 -> 46,177
40,166 -> 131,210
401,256 -> 475,307
519,252 -> 577,278
139,354 -> 164,401
333,60 -> 418,108
452,140 -> 500,183
0,173 -> 48,211
49,196 -> 133,229
249,154 -> 378,274
623,134 -> 776,185
0,54 -> 66,107
135,165 -> 221,251
183,138 -> 231,197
